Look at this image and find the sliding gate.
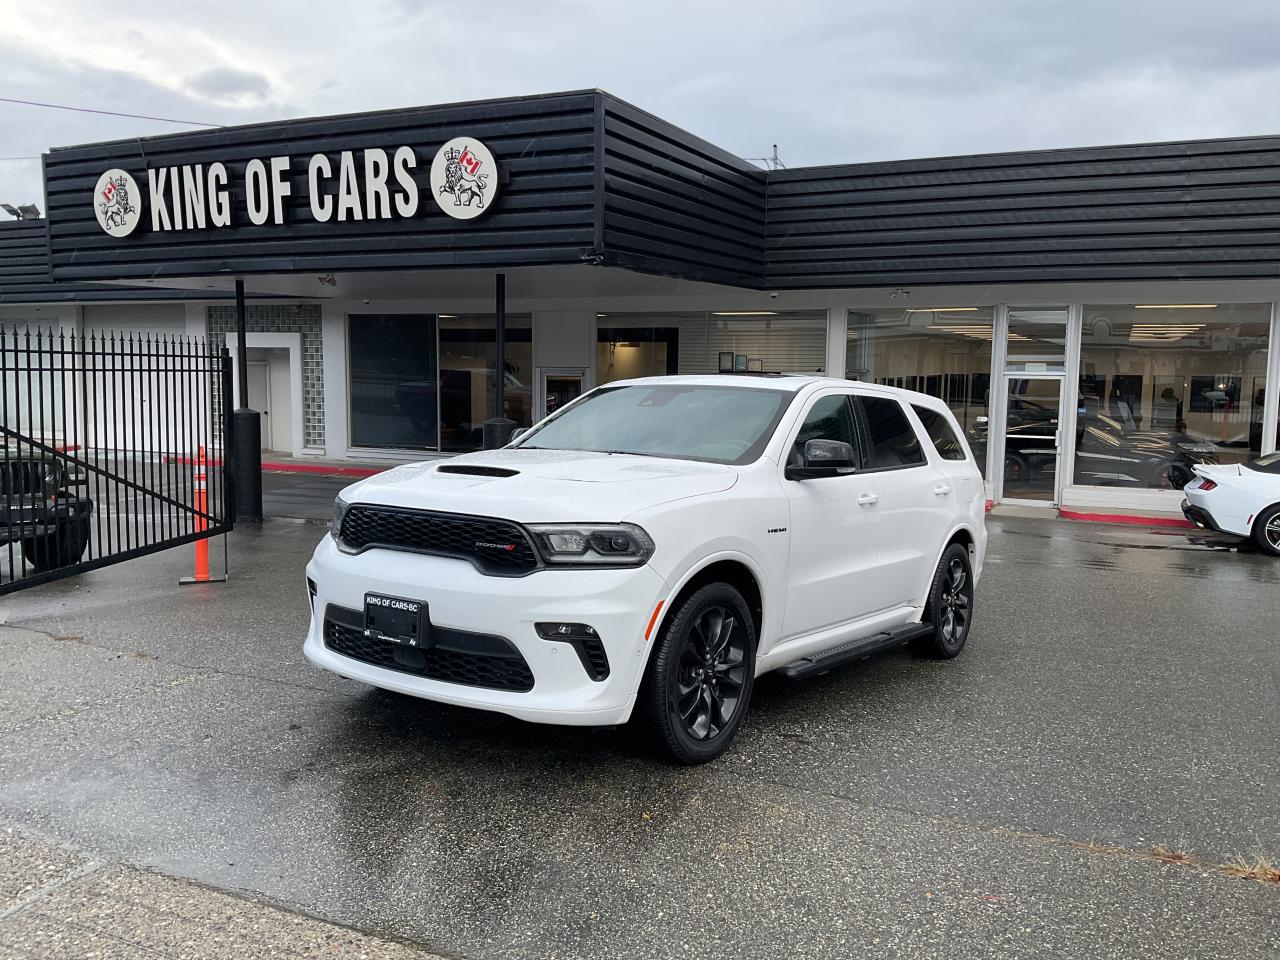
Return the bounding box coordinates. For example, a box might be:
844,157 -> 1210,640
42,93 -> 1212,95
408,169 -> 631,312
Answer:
1,326 -> 233,595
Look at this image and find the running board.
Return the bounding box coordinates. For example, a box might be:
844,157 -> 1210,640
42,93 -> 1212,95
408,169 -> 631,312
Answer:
779,622 -> 934,680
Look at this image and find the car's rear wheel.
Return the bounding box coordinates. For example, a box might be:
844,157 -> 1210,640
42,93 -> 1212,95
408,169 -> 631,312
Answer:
916,543 -> 974,659
1253,504 -> 1280,557
638,582 -> 756,765
22,516 -> 91,573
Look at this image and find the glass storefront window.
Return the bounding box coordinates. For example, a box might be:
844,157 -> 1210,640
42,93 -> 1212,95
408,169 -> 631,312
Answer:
1074,303 -> 1272,489
439,314 -> 532,452
847,307 -> 994,476
348,313 -> 531,452
1006,306 -> 1068,368
348,314 -> 438,449
596,311 -> 827,385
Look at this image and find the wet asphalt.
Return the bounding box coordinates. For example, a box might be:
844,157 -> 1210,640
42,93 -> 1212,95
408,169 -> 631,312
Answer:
0,512 -> 1277,959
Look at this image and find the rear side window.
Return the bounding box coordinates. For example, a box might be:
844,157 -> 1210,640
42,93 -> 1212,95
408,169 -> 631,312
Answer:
857,396 -> 925,469
912,405 -> 968,462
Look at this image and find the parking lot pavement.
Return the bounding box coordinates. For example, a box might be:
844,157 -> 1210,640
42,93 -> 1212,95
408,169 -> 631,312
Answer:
0,515 -> 1276,959
0,827 -> 444,959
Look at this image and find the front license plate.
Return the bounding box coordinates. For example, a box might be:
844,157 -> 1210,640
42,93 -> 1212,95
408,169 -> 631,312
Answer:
364,593 -> 427,647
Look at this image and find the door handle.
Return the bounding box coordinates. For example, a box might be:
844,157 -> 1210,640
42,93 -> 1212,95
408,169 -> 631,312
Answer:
933,484 -> 952,496
856,493 -> 879,506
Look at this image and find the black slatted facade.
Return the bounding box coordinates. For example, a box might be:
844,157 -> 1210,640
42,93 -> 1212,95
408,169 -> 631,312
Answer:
597,95 -> 766,287
26,90 -> 1280,293
0,220 -> 219,304
766,136 -> 1280,288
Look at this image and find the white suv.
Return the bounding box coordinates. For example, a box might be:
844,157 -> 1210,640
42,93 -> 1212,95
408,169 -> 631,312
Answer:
304,375 -> 986,763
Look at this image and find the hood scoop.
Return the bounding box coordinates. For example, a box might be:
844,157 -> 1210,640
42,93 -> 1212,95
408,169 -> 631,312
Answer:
436,464 -> 520,478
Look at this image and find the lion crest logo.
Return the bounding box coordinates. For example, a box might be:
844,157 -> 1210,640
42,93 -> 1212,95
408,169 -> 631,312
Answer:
93,169 -> 142,237
430,137 -> 498,220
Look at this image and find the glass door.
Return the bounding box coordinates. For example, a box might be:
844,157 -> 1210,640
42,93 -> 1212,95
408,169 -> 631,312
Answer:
1002,376 -> 1064,503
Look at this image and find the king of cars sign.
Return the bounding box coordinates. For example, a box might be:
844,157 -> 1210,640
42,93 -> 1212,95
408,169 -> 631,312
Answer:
90,137 -> 499,237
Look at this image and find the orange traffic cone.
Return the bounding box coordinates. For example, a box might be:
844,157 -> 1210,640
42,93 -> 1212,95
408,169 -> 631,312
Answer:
180,445 -> 226,585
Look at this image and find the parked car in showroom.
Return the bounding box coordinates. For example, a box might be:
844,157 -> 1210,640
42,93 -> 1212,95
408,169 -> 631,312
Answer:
1182,451 -> 1280,556
304,376 -> 986,763
1,443 -> 93,573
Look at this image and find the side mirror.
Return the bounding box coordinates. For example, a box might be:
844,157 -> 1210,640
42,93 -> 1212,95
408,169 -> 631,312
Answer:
508,427 -> 528,443
786,438 -> 857,480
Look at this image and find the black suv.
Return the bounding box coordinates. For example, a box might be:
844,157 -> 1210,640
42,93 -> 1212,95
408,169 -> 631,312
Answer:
1,444 -> 94,573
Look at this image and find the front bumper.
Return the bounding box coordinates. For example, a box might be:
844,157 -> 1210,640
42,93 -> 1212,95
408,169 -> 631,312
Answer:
303,533 -> 668,726
0,497 -> 91,543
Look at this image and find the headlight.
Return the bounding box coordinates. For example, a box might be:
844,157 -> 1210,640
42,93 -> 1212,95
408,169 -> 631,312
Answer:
527,522 -> 654,567
332,494 -> 352,549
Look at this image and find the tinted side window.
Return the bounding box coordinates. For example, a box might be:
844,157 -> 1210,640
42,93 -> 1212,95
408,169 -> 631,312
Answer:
857,396 -> 925,469
791,395 -> 862,467
912,405 -> 967,461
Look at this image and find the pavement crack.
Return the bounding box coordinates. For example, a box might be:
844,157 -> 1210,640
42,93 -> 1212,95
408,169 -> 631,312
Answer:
736,768 -> 1280,888
0,621 -> 355,702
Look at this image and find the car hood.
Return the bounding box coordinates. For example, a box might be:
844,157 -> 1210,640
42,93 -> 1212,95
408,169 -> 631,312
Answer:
340,448 -> 739,522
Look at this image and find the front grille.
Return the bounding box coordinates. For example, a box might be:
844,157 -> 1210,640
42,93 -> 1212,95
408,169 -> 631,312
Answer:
324,614 -> 535,692
338,505 -> 538,575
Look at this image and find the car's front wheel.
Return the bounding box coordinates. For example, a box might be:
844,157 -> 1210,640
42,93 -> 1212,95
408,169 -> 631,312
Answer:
638,582 -> 756,765
1253,504 -> 1280,557
22,516 -> 91,573
916,543 -> 975,659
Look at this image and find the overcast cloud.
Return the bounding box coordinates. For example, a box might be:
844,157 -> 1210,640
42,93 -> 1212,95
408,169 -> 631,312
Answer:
4,0 -> 1280,208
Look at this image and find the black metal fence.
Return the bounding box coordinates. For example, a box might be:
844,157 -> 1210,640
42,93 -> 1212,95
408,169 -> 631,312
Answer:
1,326 -> 233,595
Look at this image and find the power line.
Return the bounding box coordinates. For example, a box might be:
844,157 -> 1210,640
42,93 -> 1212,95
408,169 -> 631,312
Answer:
0,96 -> 220,128
0,156 -> 40,161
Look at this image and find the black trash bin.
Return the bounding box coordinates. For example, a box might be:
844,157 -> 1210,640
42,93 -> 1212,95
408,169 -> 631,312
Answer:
482,417 -> 518,450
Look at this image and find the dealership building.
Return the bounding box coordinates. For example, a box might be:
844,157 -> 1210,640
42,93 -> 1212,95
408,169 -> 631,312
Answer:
3,88 -> 1280,515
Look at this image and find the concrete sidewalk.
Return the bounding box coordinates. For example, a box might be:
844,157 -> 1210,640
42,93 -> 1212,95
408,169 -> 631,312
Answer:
0,826 -> 442,960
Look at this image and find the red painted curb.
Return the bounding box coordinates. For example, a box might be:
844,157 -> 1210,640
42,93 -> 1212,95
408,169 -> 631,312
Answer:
164,454 -> 383,478
262,461 -> 383,478
1058,509 -> 1196,529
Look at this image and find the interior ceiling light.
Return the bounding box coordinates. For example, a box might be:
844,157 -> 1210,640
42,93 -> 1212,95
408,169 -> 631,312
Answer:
905,307 -> 979,313
712,311 -> 778,316
1133,304 -> 1218,309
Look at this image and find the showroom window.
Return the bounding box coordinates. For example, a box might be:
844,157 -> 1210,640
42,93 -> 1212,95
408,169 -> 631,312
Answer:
1074,303 -> 1272,489
847,307 -> 994,476
439,314 -> 533,452
597,311 -> 827,384
348,313 -> 531,452
348,314 -> 438,449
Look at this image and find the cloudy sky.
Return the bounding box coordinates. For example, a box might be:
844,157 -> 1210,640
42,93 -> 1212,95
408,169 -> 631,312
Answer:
5,0 -> 1280,209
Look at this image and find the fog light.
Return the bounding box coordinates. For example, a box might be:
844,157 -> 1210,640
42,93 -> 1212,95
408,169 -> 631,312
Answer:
535,622 -> 598,641
306,577 -> 318,612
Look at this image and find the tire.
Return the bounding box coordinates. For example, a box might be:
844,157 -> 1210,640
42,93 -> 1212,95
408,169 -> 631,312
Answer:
1004,453 -> 1029,484
637,582 -> 756,765
22,516 -> 91,573
1253,504 -> 1280,557
916,543 -> 975,659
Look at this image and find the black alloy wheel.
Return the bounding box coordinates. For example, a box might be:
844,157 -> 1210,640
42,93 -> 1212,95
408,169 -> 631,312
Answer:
639,582 -> 756,764
917,543 -> 975,659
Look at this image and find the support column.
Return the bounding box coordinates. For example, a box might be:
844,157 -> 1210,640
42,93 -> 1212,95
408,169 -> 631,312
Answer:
824,305 -> 848,379
1264,301 -> 1280,456
483,273 -> 515,449
231,278 -> 263,520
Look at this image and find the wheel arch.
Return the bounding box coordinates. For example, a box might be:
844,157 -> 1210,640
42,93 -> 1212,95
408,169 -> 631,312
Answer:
639,552 -> 768,688
915,524 -> 979,609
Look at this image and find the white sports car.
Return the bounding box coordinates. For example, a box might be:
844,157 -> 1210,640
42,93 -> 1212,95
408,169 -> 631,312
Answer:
1182,452 -> 1280,557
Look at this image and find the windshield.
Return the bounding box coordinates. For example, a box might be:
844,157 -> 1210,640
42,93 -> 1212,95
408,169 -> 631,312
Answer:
516,383 -> 794,464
